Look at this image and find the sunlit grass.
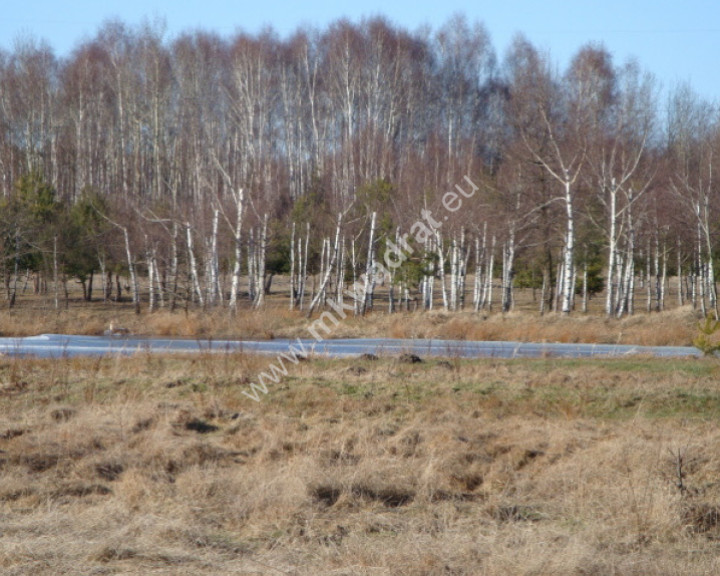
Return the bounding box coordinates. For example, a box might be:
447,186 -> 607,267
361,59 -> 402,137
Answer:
0,285 -> 717,574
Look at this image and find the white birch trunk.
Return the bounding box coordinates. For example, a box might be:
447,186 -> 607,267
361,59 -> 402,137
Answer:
153,251 -> 164,309
146,236 -> 155,313
428,239 -> 435,311
170,221 -> 179,312
361,212 -> 376,315
289,222 -> 296,310
485,235 -> 496,311
605,183 -> 618,317
318,238 -> 327,305
351,236 -> 358,315
582,260 -> 588,314
653,235 -> 661,313
299,223 -> 309,311
697,216 -> 706,317
556,260 -> 564,313
229,189 -> 245,311
123,226 -> 140,314
501,227 -> 515,313
561,176 -> 574,315
646,241 -> 652,314
460,228 -> 469,310
247,228 -> 256,303
473,236 -> 481,312
435,230 -> 448,311
208,208 -> 221,306
628,259 -> 636,316
677,239 -> 684,307
660,241 -> 667,312
186,223 -> 204,309
422,238 -> 432,311
253,215 -> 268,309
53,234 -> 59,310
337,237 -> 345,307
449,235 -> 458,312
702,197 -> 719,319
307,214 -> 342,316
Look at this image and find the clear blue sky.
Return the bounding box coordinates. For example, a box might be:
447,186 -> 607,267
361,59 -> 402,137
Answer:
2,0 -> 720,102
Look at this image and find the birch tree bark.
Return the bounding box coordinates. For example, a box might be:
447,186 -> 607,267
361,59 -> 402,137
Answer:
289,222 -> 296,310
253,215 -> 268,309
360,212 -> 377,315
228,188 -> 246,311
307,214 -> 342,317
186,223 -> 204,309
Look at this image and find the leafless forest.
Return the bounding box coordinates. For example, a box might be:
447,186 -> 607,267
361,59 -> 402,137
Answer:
1,15 -> 718,319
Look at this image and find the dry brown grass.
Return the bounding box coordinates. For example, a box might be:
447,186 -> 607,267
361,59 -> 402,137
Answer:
0,279 -> 704,348
1,351 -> 720,574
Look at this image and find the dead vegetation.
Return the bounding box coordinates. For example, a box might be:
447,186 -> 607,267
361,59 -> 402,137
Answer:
1,351 -> 720,574
0,287 -> 701,348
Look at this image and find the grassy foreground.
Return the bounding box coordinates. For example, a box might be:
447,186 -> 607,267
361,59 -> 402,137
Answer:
2,350 -> 720,575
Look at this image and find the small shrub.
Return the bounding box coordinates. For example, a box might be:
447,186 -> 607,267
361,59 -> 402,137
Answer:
693,315 -> 720,356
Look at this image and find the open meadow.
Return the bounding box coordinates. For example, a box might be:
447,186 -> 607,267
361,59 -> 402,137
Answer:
0,280 -> 717,574
1,324 -> 720,574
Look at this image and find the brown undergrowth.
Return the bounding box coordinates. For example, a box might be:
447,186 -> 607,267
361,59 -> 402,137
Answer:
0,297 -> 700,347
1,352 -> 720,574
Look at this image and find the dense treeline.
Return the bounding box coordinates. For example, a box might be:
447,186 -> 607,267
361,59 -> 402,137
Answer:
0,15 -> 718,317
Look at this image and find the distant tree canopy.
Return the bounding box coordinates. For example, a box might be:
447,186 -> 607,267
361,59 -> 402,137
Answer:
0,15 -> 717,316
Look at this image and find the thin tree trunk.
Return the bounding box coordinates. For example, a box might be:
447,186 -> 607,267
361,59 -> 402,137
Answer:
605,186 -> 618,317
299,223 -> 309,311
540,269 -> 548,316
351,236 -> 358,315
99,254 -> 107,303
186,223 -> 204,309
153,252 -> 164,309
561,177 -> 574,315
654,235 -> 661,312
647,239 -> 653,314
582,259 -> 588,313
555,259 -> 564,313
502,228 -> 515,313
229,189 -> 246,311
208,208 -> 221,306
660,240 -> 667,312
697,219 -> 707,317
253,214 -> 268,309
53,234 -> 59,310
459,228 -> 469,310
361,212 -> 377,315
449,235 -> 458,311
247,228 -> 256,303
337,237 -> 345,308
677,238 -> 684,307
123,226 -> 140,314
435,230 -> 448,311
307,214 -> 342,317
388,229 -> 399,314
115,274 -> 122,303
289,222 -> 296,310
484,236 -> 496,311
147,238 -> 155,313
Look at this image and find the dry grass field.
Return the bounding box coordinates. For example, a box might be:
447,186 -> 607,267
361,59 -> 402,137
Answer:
0,281 -> 717,574
0,285 -> 702,347
2,348 -> 720,575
